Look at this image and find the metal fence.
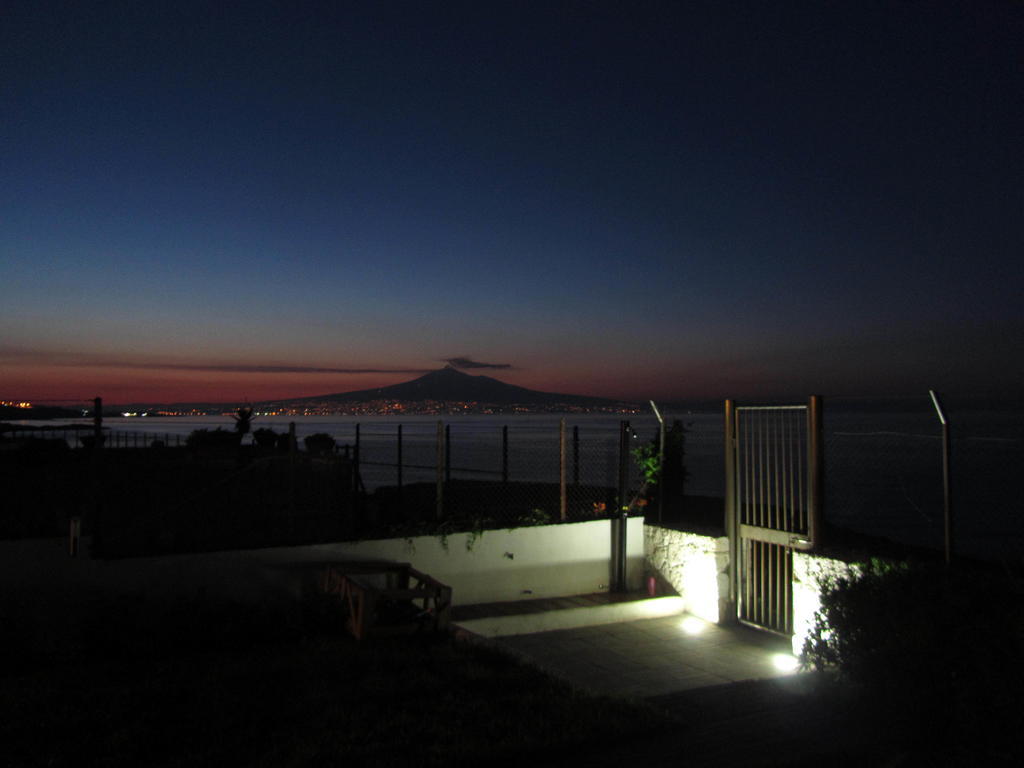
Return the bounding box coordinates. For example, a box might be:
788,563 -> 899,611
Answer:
5,400 -> 1020,560
0,417 -> 650,557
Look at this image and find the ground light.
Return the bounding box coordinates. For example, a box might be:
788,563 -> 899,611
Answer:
772,653 -> 800,673
679,616 -> 707,636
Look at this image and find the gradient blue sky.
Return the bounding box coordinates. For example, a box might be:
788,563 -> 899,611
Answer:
2,1 -> 1022,404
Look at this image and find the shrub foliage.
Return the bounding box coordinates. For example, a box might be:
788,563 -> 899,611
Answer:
802,558 -> 1024,759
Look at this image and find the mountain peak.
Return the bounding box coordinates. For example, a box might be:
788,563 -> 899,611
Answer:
277,367 -> 627,407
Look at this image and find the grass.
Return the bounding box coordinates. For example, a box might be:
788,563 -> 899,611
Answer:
0,591 -> 671,767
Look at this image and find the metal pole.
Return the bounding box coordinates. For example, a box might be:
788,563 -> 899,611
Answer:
288,422 -> 297,516
807,395 -> 824,550
91,397 -> 103,556
502,425 -> 508,483
396,424 -> 403,490
435,421 -> 444,519
650,400 -> 665,525
930,390 -> 953,565
572,425 -> 580,486
354,423 -> 361,484
559,418 -> 567,521
615,420 -> 630,592
724,399 -> 737,619
445,424 -> 451,483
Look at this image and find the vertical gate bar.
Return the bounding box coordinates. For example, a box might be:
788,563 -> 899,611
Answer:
808,395 -> 823,548
745,543 -> 752,622
775,411 -> 781,530
763,412 -> 769,528
766,412 -> 772,530
741,411 -> 748,526
789,411 -> 797,532
796,414 -> 804,533
747,541 -> 753,624
772,410 -> 780,530
775,545 -> 782,631
752,542 -> 757,624
724,400 -> 738,615
745,540 -> 752,622
755,412 -> 761,528
752,410 -> 757,527
787,550 -> 793,634
757,540 -> 765,626
782,410 -> 789,531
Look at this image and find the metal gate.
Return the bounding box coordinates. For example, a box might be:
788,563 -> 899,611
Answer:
724,397 -> 823,635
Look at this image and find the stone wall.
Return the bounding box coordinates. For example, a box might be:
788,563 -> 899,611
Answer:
644,523 -> 862,653
644,525 -> 729,623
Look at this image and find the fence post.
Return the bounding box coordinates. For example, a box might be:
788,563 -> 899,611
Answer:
354,423 -> 361,484
288,421 -> 297,517
614,420 -> 630,592
572,426 -> 580,486
397,424 -> 403,490
445,424 -> 451,483
649,400 -> 666,525
559,418 -> 567,521
929,390 -> 953,565
807,395 -> 824,551
435,421 -> 445,519
502,425 -> 509,483
90,397 -> 103,556
724,399 -> 737,622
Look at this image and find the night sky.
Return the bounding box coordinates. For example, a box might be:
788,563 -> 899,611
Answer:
3,1 -> 1022,404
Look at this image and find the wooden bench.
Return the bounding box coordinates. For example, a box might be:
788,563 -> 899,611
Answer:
318,561 -> 452,640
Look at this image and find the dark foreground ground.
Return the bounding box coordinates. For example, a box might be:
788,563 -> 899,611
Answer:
5,587 -> 1019,768
0,592 -> 666,767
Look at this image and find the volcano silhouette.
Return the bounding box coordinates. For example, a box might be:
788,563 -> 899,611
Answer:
280,366 -> 626,407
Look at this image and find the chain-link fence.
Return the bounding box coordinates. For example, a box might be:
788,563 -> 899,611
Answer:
5,403 -> 1019,559
824,427 -> 1024,559
1,417 -> 649,556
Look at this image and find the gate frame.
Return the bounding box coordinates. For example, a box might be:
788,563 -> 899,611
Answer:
724,396 -> 823,633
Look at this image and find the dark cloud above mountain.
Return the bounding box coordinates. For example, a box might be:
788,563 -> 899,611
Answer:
443,357 -> 512,370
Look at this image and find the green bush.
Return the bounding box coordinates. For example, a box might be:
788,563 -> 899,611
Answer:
185,428 -> 240,451
802,558 -> 1024,757
303,432 -> 336,456
252,427 -> 279,450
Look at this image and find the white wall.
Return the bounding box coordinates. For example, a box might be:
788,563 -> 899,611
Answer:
0,517 -> 645,608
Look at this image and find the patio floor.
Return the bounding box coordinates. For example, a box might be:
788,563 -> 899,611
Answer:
455,603 -> 883,766
489,612 -> 796,698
